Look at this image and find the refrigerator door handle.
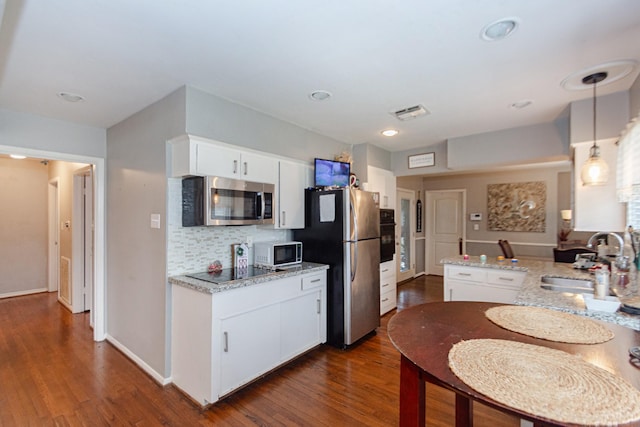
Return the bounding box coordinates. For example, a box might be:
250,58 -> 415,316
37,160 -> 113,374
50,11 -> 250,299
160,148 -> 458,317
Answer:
351,241 -> 357,282
350,191 -> 358,242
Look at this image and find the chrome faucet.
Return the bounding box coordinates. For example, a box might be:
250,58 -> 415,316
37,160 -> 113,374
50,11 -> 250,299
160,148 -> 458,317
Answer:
586,232 -> 624,257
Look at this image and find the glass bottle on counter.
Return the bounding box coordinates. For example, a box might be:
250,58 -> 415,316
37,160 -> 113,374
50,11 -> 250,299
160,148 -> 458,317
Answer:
611,255 -> 637,299
594,265 -> 609,299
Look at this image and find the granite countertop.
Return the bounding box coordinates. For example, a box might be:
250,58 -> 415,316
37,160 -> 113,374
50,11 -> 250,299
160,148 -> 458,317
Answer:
442,255 -> 640,331
169,262 -> 329,294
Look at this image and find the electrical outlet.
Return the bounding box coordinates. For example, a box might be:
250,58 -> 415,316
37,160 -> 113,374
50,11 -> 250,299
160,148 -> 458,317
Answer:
246,235 -> 254,247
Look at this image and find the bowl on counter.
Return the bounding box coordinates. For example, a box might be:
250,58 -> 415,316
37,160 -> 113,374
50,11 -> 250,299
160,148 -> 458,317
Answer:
582,294 -> 621,313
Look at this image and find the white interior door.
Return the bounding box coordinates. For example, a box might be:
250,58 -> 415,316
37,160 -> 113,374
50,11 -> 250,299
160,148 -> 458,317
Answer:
48,178 -> 60,292
426,190 -> 465,276
72,166 -> 94,315
396,188 -> 415,282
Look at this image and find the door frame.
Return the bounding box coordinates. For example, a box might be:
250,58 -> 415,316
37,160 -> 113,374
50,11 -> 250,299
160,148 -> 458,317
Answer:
425,189 -> 466,275
72,166 -> 94,317
0,144 -> 106,342
396,187 -> 416,282
48,177 -> 60,292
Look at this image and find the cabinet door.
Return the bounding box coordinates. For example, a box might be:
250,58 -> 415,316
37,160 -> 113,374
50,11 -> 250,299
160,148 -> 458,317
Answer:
280,290 -> 322,360
277,160 -> 310,229
239,150 -> 278,184
219,304 -> 280,397
196,141 -> 240,178
447,279 -> 519,304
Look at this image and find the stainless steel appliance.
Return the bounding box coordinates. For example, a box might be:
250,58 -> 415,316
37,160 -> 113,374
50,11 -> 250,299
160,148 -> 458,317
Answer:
182,176 -> 274,226
254,241 -> 303,269
379,209 -> 395,262
294,188 -> 380,348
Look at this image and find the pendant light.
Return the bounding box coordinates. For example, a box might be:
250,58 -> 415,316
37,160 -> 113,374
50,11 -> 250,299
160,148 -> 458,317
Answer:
580,72 -> 609,186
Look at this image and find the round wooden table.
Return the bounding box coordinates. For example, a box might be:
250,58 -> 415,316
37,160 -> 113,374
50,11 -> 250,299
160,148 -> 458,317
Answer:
387,301 -> 640,427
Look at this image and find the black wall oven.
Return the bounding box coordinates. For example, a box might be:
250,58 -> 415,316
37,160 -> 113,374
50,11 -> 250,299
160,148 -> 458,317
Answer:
379,209 -> 395,262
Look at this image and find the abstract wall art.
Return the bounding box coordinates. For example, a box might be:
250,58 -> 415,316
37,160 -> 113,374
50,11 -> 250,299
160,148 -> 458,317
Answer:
487,181 -> 546,232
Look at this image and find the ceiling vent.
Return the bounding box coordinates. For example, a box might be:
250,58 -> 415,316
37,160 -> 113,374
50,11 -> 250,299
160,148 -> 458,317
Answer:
392,104 -> 430,121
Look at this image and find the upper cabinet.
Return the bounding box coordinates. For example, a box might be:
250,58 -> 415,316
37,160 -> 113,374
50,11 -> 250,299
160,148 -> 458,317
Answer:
170,135 -> 277,184
276,159 -> 312,229
573,138 -> 626,232
363,166 -> 396,209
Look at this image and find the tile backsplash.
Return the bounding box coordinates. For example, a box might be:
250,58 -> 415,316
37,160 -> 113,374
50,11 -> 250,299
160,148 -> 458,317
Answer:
167,178 -> 290,276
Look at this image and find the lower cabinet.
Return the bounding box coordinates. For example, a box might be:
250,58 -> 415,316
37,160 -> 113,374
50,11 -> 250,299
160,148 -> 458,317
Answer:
443,265 -> 526,304
380,260 -> 397,315
171,271 -> 327,406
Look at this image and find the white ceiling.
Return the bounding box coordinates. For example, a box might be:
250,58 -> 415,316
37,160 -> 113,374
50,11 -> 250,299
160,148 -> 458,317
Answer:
1,0 -> 639,153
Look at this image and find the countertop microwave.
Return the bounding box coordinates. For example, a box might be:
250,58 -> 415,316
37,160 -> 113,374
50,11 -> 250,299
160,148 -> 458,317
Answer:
182,176 -> 274,226
254,241 -> 303,268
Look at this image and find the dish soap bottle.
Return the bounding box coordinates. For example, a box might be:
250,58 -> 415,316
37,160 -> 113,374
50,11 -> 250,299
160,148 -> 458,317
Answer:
595,265 -> 609,300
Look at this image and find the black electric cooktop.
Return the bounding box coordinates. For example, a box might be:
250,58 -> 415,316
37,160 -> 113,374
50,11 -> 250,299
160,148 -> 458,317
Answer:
186,266 -> 278,284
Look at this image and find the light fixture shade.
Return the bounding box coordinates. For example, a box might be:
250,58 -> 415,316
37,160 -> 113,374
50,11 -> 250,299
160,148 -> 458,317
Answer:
581,144 -> 609,185
560,210 -> 572,221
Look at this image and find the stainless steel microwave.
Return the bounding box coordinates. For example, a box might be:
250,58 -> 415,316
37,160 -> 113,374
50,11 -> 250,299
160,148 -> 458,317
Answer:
182,176 -> 274,226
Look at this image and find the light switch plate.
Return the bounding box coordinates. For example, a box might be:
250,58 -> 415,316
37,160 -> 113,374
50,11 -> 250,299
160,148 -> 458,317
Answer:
150,213 -> 161,229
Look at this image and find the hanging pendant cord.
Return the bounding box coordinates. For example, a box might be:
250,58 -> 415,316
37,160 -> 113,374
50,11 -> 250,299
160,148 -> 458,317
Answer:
593,78 -> 597,149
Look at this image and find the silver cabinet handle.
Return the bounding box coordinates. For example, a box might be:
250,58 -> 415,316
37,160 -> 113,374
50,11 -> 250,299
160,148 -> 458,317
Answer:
382,297 -> 389,302
281,211 -> 286,226
311,278 -> 320,283
457,272 -> 471,277
223,331 -> 228,352
381,268 -> 389,273
233,160 -> 238,174
382,282 -> 390,288
243,161 -> 248,175
449,289 -> 453,301
498,277 -> 514,282
317,299 -> 321,314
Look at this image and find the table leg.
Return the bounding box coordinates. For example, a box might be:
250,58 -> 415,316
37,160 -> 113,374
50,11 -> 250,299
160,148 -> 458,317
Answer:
455,393 -> 473,427
399,355 -> 425,427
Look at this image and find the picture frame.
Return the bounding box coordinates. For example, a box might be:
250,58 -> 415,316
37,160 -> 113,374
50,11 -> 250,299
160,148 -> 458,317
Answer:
408,152 -> 435,169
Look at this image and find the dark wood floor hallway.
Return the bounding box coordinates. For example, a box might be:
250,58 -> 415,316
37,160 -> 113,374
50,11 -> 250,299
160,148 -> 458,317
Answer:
0,275 -> 518,426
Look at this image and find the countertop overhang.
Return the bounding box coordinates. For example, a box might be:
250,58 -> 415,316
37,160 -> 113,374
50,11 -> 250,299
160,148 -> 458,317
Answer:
169,262 -> 329,294
442,255 -> 640,331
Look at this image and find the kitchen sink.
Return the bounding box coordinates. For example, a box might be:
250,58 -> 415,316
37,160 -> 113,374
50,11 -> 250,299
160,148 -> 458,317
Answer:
540,276 -> 594,293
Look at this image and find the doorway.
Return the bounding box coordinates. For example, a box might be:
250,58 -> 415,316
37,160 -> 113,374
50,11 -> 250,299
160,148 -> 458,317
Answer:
72,166 -> 94,323
0,144 -> 105,342
426,190 -> 466,276
47,178 -> 60,293
396,188 -> 415,282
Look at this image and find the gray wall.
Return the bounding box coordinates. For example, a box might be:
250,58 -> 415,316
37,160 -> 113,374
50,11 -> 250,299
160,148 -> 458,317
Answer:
630,73 -> 640,120
570,91 -> 629,144
0,109 -> 106,158
0,158 -> 48,295
185,86 -> 349,162
398,164 -> 572,259
106,87 -> 186,378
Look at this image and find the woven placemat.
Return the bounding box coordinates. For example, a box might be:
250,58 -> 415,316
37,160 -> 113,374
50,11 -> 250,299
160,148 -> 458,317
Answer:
485,305 -> 614,344
449,339 -> 640,425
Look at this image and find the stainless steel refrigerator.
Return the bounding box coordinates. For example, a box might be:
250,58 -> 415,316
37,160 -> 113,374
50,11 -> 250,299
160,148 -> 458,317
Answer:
294,188 -> 380,348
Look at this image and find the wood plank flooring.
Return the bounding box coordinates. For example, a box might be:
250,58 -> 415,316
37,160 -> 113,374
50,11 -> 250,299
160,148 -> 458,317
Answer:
0,275 -> 519,426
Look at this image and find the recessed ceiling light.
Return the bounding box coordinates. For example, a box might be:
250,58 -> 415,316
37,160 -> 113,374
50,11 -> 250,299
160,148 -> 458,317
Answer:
57,92 -> 85,102
381,129 -> 399,137
309,90 -> 332,101
510,99 -> 533,110
480,17 -> 520,41
10,154 -> 27,159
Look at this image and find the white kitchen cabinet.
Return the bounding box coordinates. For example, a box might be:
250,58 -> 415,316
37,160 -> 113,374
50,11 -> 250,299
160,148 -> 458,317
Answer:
363,166 -> 396,208
171,270 -> 327,406
276,159 -> 312,229
380,259 -> 397,315
443,265 -> 525,304
170,134 -> 278,184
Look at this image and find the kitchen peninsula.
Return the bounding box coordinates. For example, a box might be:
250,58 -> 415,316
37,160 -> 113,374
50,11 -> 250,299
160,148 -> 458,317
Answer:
169,262 -> 328,406
442,256 -> 640,331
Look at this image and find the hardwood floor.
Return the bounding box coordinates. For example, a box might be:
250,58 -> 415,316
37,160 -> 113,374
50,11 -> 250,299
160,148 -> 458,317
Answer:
0,276 -> 519,426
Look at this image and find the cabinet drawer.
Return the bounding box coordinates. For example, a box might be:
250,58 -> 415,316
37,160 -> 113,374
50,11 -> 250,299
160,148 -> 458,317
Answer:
301,273 -> 326,290
446,266 -> 485,283
380,261 -> 395,281
380,289 -> 397,315
486,270 -> 525,289
380,276 -> 396,293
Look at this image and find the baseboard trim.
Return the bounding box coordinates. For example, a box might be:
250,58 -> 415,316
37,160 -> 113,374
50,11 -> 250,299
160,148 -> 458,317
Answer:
106,334 -> 172,386
0,287 -> 47,300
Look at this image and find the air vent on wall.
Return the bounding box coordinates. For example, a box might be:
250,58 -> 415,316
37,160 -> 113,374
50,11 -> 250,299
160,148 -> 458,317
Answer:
392,104 -> 430,121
